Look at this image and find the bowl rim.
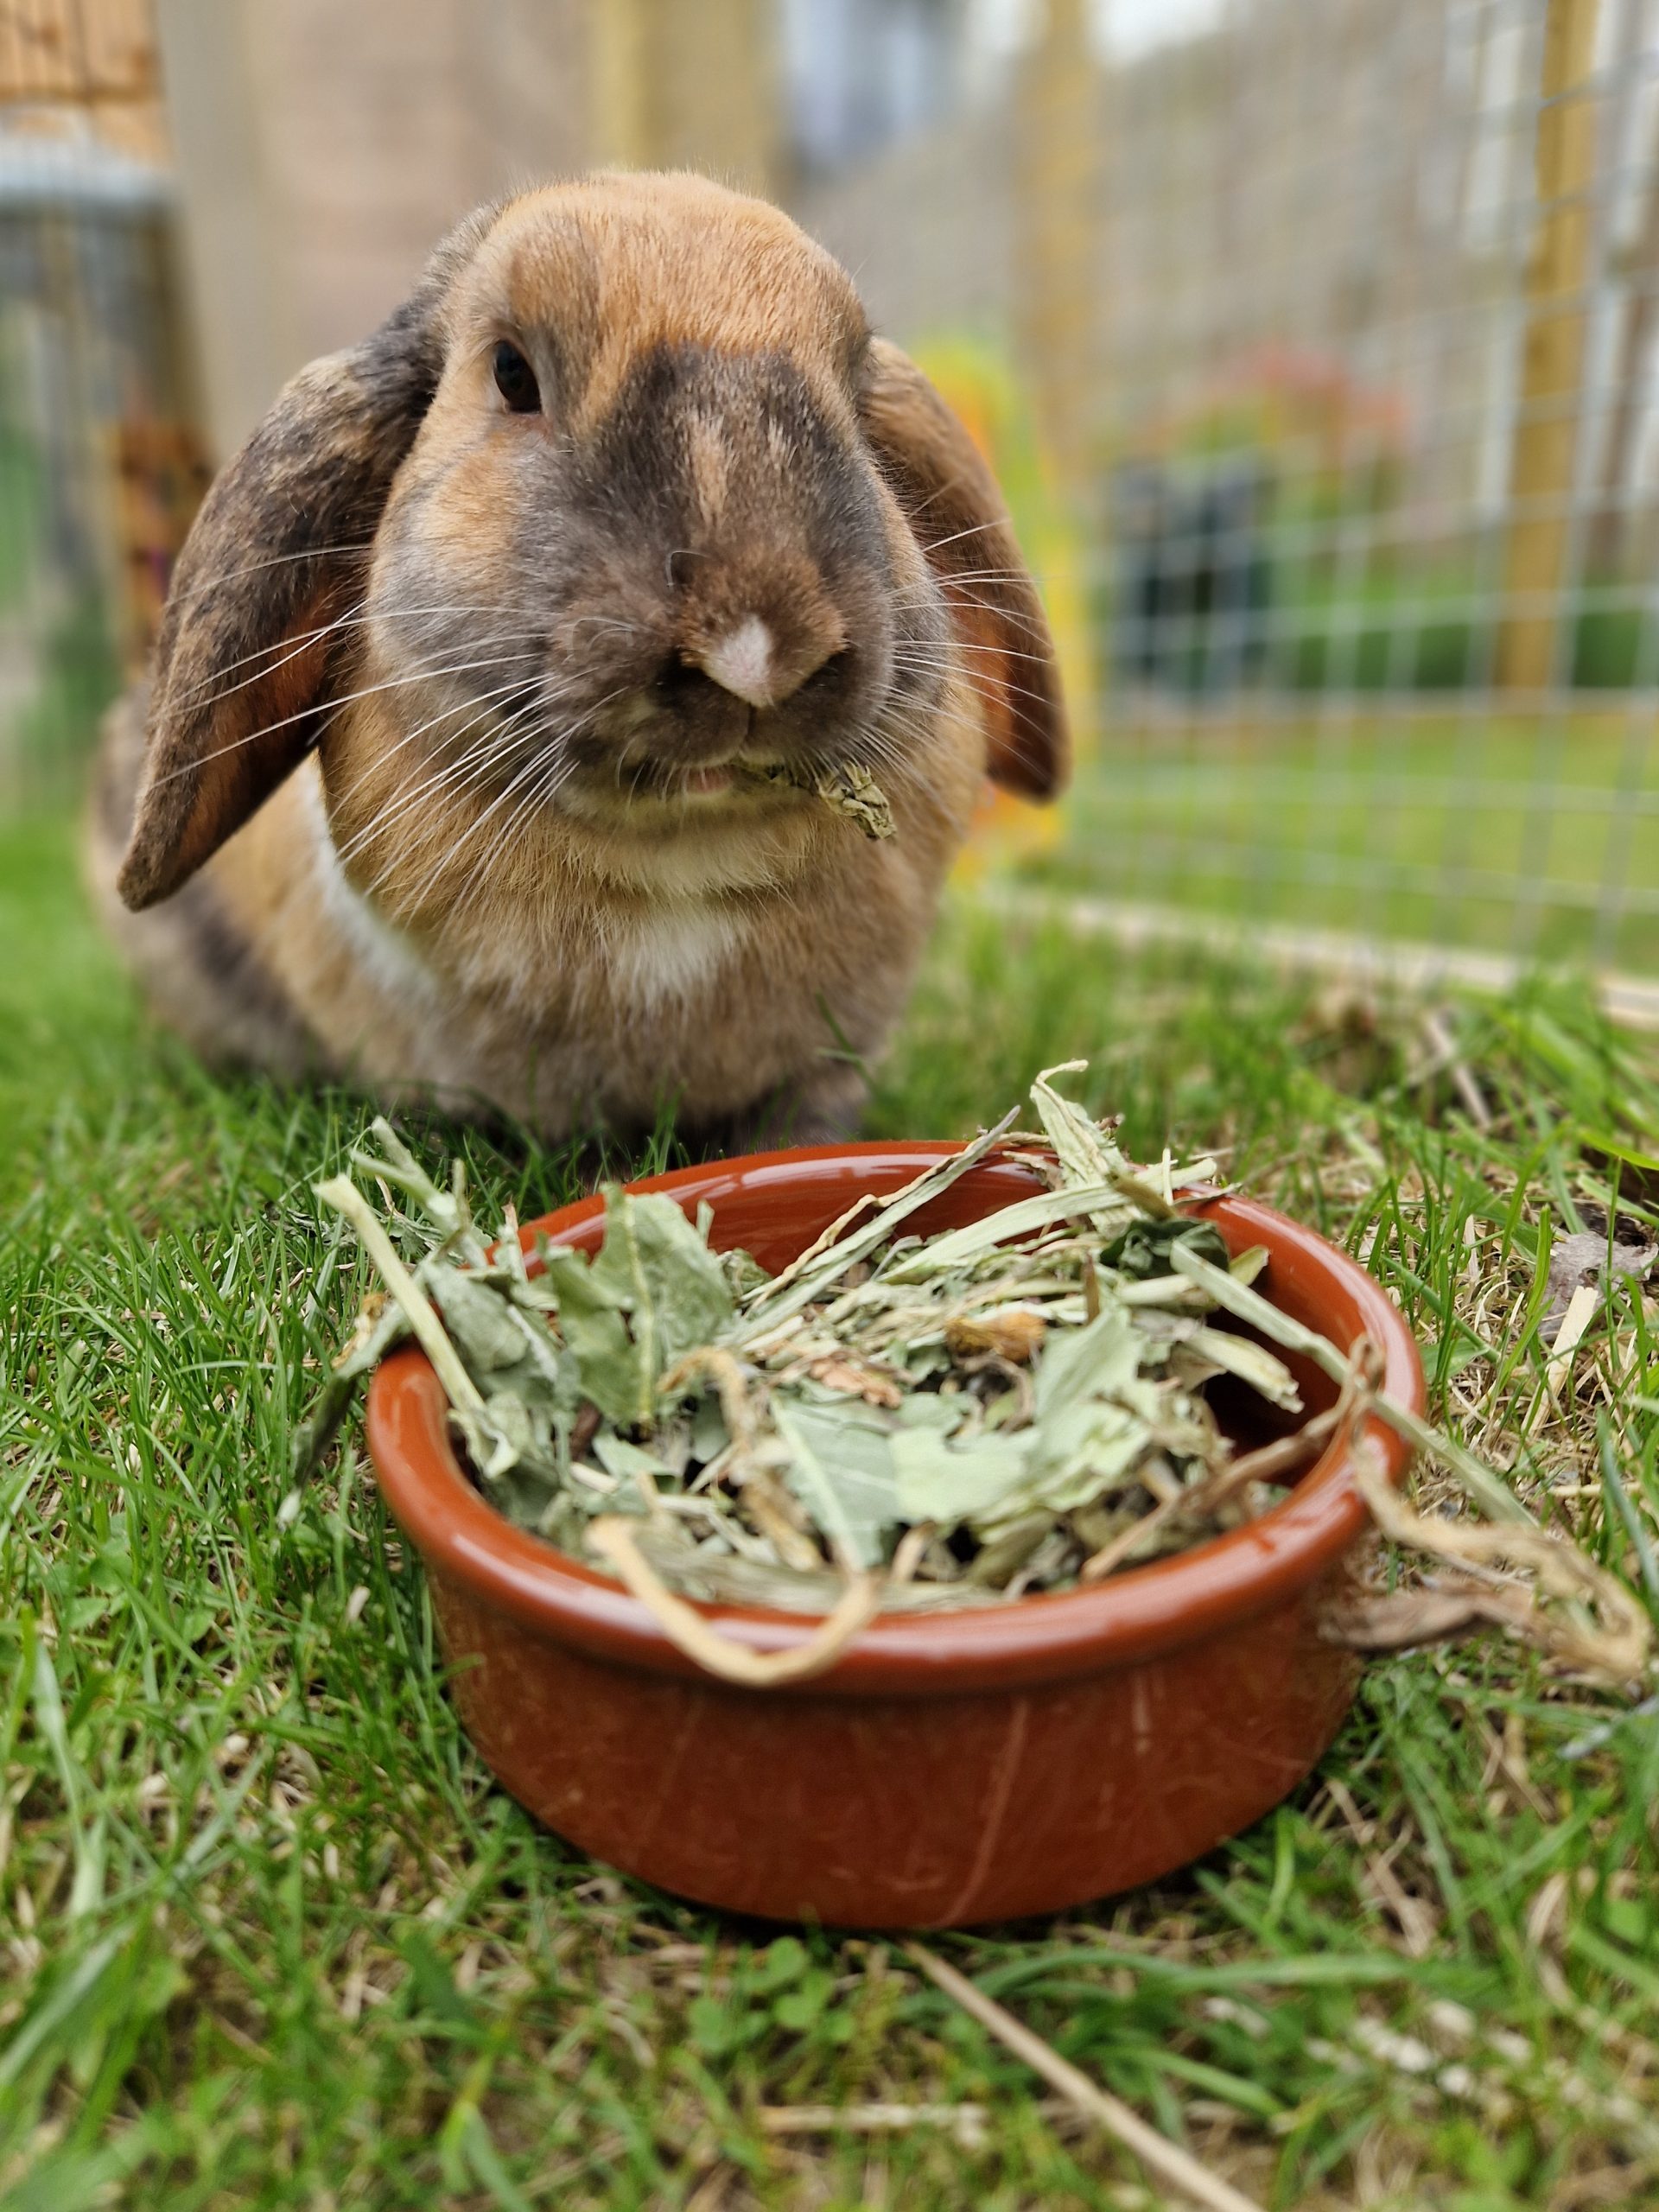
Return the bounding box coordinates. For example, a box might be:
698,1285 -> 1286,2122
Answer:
365,1141 -> 1425,1696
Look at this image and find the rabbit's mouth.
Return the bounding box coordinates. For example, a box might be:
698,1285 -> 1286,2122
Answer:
677,764 -> 738,798
545,746 -> 804,823
490,662 -> 886,823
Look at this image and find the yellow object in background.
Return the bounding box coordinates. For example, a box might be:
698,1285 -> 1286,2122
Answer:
912,338 -> 1095,869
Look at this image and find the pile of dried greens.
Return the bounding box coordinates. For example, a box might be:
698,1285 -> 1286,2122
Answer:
306,1065 -> 1321,1623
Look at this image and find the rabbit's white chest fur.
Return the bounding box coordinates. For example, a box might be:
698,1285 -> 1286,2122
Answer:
594,905 -> 746,1010
306,763 -> 745,1021
305,769 -> 444,1016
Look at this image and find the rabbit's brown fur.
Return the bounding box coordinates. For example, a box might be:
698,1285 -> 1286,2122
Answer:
92,174 -> 1065,1145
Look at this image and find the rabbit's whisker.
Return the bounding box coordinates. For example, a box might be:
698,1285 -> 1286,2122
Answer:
171,591 -> 373,711
562,613 -> 651,640
410,727 -> 588,913
329,676 -> 572,866
449,761 -> 569,909
891,600 -> 1053,648
337,671 -> 593,863
153,651 -> 555,788
909,515 -> 1018,558
887,655 -> 1032,709
167,538 -> 382,608
178,593 -> 530,709
362,677 -> 597,840
896,690 -> 1057,786
920,574 -> 1052,594
388,683 -> 632,915
175,601 -> 541,713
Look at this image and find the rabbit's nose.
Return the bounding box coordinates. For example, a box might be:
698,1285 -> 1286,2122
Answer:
694,611 -> 843,709
700,617 -> 778,708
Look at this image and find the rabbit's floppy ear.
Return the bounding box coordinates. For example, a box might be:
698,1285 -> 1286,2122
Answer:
117,213 -> 492,911
858,338 -> 1068,801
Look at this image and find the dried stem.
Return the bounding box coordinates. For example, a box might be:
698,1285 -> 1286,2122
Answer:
587,1516 -> 880,1687
1081,1340 -> 1381,1583
1351,1443 -> 1650,1685
659,1345 -> 821,1574
906,1943 -> 1264,2212
315,1175 -> 486,1416
1170,1245 -> 1534,1528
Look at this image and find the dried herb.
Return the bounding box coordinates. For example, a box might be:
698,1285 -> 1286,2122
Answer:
1102,1214 -> 1230,1281
310,1070 -> 1300,1615
760,759 -> 896,839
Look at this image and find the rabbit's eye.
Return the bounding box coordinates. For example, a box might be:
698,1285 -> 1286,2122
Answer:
493,341 -> 541,415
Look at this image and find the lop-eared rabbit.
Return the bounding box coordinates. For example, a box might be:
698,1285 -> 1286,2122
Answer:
93,173 -> 1065,1147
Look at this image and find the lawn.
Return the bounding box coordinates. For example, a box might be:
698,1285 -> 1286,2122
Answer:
1046,709 -> 1659,975
4,801 -> 1659,2210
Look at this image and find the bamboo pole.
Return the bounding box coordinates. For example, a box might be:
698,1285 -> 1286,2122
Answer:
588,0 -> 654,168
1495,0 -> 1601,694
1013,0 -> 1101,507
587,0 -> 777,194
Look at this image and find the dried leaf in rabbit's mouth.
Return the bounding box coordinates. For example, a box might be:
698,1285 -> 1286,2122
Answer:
757,759 -> 896,838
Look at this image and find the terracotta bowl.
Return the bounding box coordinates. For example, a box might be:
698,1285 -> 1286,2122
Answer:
365,1145 -> 1424,1928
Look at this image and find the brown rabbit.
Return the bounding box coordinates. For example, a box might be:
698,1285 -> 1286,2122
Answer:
91,173 -> 1065,1147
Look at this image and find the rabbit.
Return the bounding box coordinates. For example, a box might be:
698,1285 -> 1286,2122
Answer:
91,172 -> 1066,1149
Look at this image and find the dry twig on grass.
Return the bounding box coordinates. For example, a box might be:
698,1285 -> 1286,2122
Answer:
906,1942 -> 1265,2212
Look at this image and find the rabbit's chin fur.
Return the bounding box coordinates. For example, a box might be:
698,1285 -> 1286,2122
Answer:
92,175 -> 1066,1148
323,702 -> 836,912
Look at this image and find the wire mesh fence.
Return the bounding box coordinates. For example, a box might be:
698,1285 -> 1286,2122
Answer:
1086,0 -> 1659,978
0,0 -> 199,807
3,0 -> 1658,986
797,0 -> 1659,978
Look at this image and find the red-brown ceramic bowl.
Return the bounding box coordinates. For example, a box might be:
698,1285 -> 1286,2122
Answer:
365,1145 -> 1423,1927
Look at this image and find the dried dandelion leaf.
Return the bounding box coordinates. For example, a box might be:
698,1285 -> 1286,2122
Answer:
760,759 -> 895,839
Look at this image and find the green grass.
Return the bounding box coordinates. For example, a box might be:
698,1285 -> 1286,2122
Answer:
5,803 -> 1659,2209
1264,568 -> 1658,693
1,594 -> 122,809
1046,709 -> 1659,973
0,423 -> 47,615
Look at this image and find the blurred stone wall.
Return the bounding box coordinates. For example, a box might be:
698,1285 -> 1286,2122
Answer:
154,0 -> 778,461
155,0 -> 593,457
